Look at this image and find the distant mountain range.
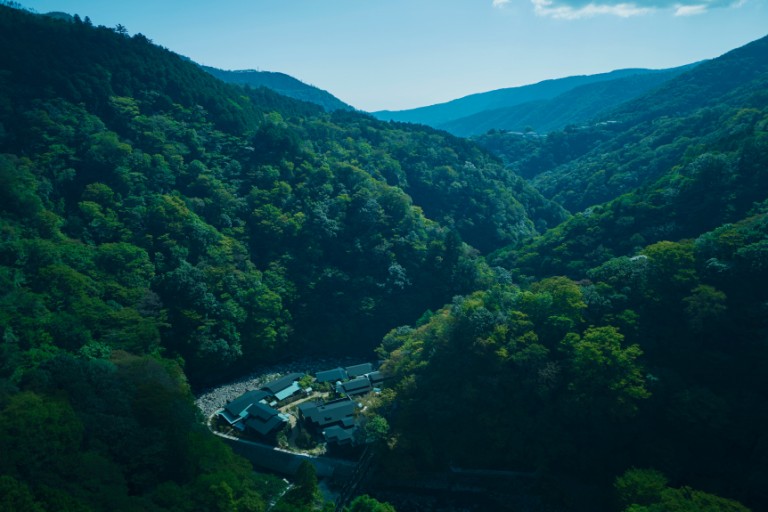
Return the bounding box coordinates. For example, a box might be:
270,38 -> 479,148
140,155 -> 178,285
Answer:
202,66 -> 353,112
372,65 -> 697,136
480,32 -> 768,215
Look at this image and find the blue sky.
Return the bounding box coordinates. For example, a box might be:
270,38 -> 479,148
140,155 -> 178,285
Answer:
18,0 -> 768,111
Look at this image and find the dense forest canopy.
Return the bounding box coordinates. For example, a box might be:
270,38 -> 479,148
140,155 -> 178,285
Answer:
374,30 -> 768,512
0,4 -> 766,512
0,5 -> 562,386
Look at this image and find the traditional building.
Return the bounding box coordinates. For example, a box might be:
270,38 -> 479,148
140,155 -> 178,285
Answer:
243,402 -> 289,438
345,363 -> 374,378
337,376 -> 372,396
315,367 -> 348,383
298,398 -> 360,445
261,372 -> 304,404
217,389 -> 288,438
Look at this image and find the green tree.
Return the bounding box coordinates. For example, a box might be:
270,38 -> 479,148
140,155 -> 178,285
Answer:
0,476 -> 44,512
345,494 -> 397,512
615,468 -> 752,512
642,241 -> 697,299
615,468 -> 668,509
684,284 -> 727,333
0,392 -> 84,480
562,326 -> 649,416
292,460 -> 319,506
363,414 -> 390,443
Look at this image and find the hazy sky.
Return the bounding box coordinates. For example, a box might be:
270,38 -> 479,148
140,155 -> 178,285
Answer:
18,0 -> 768,111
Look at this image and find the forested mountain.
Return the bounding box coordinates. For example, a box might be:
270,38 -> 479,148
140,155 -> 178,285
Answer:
371,67 -> 688,129
475,34 -> 768,215
438,65 -> 694,137
1,3 -> 766,512
374,34 -> 768,512
0,5 -> 564,510
202,66 -> 354,112
0,3 -> 562,382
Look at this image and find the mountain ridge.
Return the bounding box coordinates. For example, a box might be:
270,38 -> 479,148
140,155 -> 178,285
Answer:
372,66 -> 695,128
202,65 -> 354,112
438,64 -> 697,136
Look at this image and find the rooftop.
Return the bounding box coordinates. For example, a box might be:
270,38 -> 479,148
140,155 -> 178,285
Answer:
340,377 -> 372,395
367,370 -> 385,384
262,372 -> 304,395
345,363 -> 374,378
315,367 -> 348,383
274,381 -> 301,401
324,425 -> 357,445
249,401 -> 279,422
245,413 -> 287,436
224,389 -> 269,417
300,398 -> 357,427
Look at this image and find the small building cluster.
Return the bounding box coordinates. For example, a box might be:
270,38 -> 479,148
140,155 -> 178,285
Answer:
217,372 -> 305,439
316,363 -> 385,396
216,362 -> 385,449
298,398 -> 359,446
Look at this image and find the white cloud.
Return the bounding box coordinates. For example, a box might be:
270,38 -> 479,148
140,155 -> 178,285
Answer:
524,0 -> 744,18
531,0 -> 652,18
492,0 -> 511,7
674,3 -> 709,14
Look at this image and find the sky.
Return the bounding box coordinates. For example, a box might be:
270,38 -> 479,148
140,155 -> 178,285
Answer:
16,0 -> 768,112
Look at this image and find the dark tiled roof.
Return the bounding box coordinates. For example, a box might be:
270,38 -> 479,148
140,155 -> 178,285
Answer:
315,367 -> 348,383
245,413 -> 286,436
345,363 -> 374,378
261,372 -> 304,395
298,401 -> 320,418
341,377 -> 372,395
249,402 -> 279,422
224,390 -> 269,417
301,399 -> 356,427
324,425 -> 357,445
367,370 -> 384,384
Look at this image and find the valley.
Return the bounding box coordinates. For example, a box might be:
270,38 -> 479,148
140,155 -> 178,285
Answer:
0,3 -> 766,511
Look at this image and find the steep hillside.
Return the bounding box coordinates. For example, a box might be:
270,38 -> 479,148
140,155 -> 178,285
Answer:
608,34 -> 768,125
202,66 -> 354,112
0,6 -> 536,509
3,5 -> 765,512
472,34 -> 768,214
378,211 -> 768,510
0,5 -> 563,387
439,65 -> 694,137
484,36 -> 768,276
372,67 -> 684,127
374,34 -> 768,512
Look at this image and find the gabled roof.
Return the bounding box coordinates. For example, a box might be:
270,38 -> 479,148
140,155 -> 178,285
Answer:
345,363 -> 374,378
224,390 -> 269,417
220,393 -> 285,436
274,381 -> 301,401
298,401 -> 321,417
324,425 -> 357,445
261,372 -> 304,395
341,377 -> 372,396
367,370 -> 385,384
315,367 -> 348,383
218,410 -> 242,426
248,401 -> 279,422
245,413 -> 286,436
300,398 -> 356,427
